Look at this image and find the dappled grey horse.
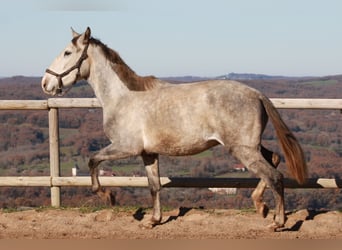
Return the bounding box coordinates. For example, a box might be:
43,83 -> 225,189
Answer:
42,27 -> 307,230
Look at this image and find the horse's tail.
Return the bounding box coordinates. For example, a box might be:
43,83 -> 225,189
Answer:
260,95 -> 308,184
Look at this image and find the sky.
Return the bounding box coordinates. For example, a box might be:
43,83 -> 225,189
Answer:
0,0 -> 341,77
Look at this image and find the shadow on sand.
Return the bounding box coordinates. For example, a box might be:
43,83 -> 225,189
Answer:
133,206 -> 193,224
283,209 -> 329,232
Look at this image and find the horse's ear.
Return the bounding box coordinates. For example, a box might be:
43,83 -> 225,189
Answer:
83,27 -> 91,44
71,27 -> 80,38
77,27 -> 91,45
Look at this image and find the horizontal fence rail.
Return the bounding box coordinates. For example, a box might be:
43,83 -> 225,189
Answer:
1,98 -> 342,110
0,98 -> 341,207
0,177 -> 340,189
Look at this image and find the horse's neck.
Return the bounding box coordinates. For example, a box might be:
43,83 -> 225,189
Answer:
86,48 -> 129,107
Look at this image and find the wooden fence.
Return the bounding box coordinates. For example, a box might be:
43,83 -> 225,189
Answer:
0,98 -> 342,207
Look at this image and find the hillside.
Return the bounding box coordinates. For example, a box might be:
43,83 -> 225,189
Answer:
0,75 -> 341,210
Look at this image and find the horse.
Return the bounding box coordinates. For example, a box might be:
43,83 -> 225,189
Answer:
41,27 -> 307,230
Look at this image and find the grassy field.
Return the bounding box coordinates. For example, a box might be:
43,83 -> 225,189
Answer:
304,79 -> 338,86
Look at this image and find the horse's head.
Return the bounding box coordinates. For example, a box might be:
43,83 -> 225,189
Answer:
41,27 -> 91,96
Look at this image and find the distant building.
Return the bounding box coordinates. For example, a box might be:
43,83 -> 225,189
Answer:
208,187 -> 237,195
71,163 -> 80,176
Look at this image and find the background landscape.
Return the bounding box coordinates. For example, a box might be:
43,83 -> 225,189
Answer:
0,74 -> 341,211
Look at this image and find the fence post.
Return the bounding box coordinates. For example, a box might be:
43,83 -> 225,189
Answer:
48,107 -> 61,207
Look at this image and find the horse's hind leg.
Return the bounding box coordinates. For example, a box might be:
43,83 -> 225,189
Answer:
141,153 -> 162,229
231,146 -> 285,230
251,146 -> 280,218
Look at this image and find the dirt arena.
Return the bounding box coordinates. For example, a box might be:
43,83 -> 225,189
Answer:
0,207 -> 341,239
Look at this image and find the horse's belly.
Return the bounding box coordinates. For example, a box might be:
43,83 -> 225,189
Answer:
144,136 -> 219,156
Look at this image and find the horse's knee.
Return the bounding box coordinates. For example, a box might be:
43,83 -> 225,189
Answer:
88,157 -> 98,169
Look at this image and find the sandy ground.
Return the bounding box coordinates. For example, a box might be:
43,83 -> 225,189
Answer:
0,207 -> 341,239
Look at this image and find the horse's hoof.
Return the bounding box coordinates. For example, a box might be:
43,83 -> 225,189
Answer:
139,221 -> 155,229
139,217 -> 161,229
91,186 -> 100,193
108,192 -> 116,206
95,188 -> 116,206
267,222 -> 285,232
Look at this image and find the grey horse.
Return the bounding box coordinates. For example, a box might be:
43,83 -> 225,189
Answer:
42,27 -> 307,230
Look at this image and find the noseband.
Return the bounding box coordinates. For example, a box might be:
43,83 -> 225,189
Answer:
45,42 -> 89,95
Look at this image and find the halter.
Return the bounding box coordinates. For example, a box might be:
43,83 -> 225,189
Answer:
45,42 -> 89,96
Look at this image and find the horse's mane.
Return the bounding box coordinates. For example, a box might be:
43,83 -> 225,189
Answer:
89,38 -> 163,91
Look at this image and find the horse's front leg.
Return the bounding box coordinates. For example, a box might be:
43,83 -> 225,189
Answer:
88,157 -> 114,205
141,153 -> 162,229
89,143 -> 134,205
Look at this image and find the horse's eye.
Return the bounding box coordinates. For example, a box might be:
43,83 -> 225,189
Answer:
64,51 -> 72,56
